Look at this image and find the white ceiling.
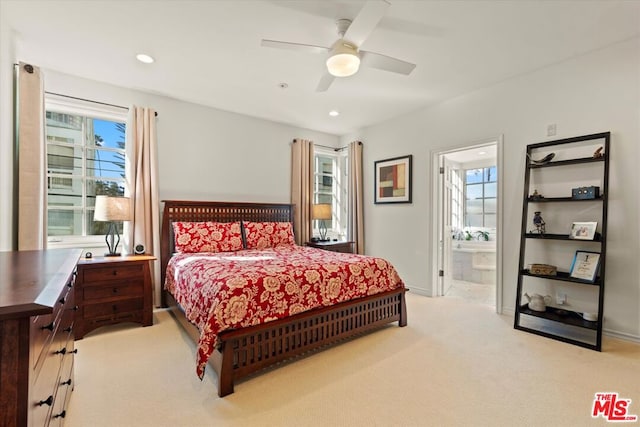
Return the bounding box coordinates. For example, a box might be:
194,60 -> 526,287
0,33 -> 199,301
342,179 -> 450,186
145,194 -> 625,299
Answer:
4,0 -> 639,136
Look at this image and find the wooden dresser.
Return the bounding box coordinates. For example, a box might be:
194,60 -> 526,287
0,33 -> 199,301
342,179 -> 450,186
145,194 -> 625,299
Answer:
75,255 -> 155,339
0,249 -> 81,427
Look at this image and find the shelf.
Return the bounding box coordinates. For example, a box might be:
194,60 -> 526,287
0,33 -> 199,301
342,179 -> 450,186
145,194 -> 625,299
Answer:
515,132 -> 609,352
528,156 -> 604,169
527,196 -> 604,203
520,270 -> 601,286
524,233 -> 602,242
518,304 -> 597,330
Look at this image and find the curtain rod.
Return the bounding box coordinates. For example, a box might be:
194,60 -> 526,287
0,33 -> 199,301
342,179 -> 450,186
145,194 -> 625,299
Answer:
311,141 -> 362,152
45,91 -> 158,117
14,64 -> 157,117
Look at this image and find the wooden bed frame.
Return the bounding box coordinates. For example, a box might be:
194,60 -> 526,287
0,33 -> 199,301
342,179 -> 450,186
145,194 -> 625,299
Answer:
160,200 -> 407,397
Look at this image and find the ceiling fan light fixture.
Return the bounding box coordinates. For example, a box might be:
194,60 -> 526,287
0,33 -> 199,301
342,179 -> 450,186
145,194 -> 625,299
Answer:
326,42 -> 360,77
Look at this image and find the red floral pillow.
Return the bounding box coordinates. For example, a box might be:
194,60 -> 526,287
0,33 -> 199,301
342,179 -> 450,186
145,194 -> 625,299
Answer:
172,221 -> 243,253
243,221 -> 296,250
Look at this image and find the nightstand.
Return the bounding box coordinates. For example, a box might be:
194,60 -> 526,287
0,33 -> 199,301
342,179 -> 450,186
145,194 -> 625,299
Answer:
75,255 -> 156,339
306,240 -> 355,254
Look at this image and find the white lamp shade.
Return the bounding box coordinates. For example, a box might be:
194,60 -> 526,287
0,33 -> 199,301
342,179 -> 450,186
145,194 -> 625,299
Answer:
326,41 -> 360,77
312,203 -> 332,220
94,196 -> 132,221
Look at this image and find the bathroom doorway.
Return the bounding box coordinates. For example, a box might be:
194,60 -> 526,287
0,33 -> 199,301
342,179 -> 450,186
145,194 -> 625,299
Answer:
433,139 -> 502,310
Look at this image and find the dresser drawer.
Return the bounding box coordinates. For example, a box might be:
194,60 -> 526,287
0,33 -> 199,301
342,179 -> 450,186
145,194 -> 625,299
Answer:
31,285 -> 70,372
82,263 -> 145,283
83,279 -> 145,301
83,298 -> 143,319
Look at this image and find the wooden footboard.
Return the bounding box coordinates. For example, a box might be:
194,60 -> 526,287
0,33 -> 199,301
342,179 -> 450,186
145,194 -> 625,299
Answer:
166,288 -> 407,397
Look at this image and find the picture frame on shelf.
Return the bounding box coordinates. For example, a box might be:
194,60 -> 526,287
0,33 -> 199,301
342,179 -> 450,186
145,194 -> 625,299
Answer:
374,155 -> 412,204
569,250 -> 601,282
569,221 -> 597,240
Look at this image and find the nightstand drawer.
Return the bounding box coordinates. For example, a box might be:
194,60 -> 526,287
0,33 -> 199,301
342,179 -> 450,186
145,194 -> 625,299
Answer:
83,280 -> 144,301
83,263 -> 144,283
83,298 -> 143,319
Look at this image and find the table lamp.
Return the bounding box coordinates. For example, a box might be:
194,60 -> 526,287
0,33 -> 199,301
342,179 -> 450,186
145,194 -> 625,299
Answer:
312,203 -> 332,242
94,195 -> 131,256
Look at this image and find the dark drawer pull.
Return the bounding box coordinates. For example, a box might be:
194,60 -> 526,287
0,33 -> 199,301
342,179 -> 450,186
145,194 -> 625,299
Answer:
73,305 -> 79,311
54,347 -> 67,355
61,379 -> 72,386
38,395 -> 54,406
112,270 -> 118,276
69,349 -> 78,354
63,326 -> 72,333
58,297 -> 66,304
53,410 -> 66,419
112,288 -> 119,294
41,322 -> 55,332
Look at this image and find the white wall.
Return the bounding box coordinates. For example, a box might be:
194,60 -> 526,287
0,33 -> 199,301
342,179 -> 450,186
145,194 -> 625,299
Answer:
344,37 -> 640,340
0,66 -> 339,249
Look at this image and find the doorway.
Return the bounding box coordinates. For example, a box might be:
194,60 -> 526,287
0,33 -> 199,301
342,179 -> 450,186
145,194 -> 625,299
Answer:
433,139 -> 502,310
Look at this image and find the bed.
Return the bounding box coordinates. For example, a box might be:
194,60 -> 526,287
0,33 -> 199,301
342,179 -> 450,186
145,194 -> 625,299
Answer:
160,200 -> 407,397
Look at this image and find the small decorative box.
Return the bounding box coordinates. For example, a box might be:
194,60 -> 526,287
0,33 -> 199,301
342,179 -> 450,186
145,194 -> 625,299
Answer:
529,264 -> 557,276
571,186 -> 599,200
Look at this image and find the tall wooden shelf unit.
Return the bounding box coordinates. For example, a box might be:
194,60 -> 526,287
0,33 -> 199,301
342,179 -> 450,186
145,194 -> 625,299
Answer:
514,132 -> 610,350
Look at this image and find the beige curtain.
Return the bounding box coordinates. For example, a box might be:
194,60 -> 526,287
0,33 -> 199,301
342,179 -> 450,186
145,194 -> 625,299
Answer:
125,106 -> 161,305
348,141 -> 364,254
16,62 -> 46,250
291,138 -> 314,245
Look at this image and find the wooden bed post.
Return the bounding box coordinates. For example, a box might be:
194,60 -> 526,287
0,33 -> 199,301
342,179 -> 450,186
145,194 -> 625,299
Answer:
399,290 -> 408,327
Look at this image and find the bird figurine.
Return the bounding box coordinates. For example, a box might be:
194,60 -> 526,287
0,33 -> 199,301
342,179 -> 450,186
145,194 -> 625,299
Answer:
527,152 -> 555,165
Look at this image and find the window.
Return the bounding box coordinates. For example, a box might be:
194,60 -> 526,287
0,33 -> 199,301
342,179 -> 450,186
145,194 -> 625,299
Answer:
464,166 -> 497,227
45,95 -> 128,246
313,147 -> 348,239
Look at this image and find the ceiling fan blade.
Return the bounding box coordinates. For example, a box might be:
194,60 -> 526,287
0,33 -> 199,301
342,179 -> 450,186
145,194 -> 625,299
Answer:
343,0 -> 390,47
261,39 -> 330,55
360,50 -> 416,75
316,73 -> 335,92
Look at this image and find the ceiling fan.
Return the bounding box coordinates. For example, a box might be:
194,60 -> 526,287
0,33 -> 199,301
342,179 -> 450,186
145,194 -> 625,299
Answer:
261,0 -> 416,92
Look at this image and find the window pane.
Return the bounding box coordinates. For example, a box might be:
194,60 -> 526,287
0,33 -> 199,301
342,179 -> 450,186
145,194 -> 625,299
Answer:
48,175 -> 83,207
48,209 -> 83,236
47,144 -> 83,175
466,214 -> 483,227
92,119 -> 125,149
316,194 -> 332,205
466,184 -> 483,200
484,214 -> 496,228
87,149 -> 126,179
466,199 -> 483,214
317,155 -> 333,175
485,182 -> 497,198
466,168 -> 483,184
86,180 -> 125,207
484,166 -> 497,182
485,198 -> 497,213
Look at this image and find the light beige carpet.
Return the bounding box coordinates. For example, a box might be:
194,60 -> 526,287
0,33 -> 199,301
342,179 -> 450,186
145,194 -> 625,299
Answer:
65,293 -> 639,426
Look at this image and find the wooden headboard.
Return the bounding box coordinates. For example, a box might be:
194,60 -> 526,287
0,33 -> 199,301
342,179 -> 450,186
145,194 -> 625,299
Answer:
160,200 -> 294,304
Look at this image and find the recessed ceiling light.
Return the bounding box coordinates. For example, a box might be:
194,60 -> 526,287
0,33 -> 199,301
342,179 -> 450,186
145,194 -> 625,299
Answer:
329,110 -> 340,117
136,53 -> 155,64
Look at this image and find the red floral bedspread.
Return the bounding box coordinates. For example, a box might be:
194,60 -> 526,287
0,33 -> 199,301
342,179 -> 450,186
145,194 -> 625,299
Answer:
164,245 -> 405,378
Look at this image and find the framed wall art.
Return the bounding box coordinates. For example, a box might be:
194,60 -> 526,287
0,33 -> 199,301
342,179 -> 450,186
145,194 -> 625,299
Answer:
569,250 -> 601,282
374,155 -> 412,204
569,221 -> 598,240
